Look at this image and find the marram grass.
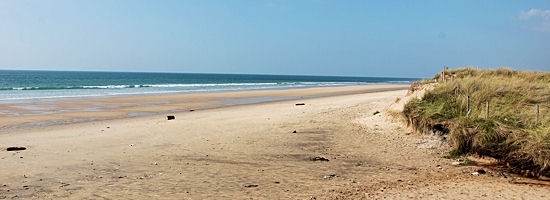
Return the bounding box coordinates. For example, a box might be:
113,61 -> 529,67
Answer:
404,67 -> 550,177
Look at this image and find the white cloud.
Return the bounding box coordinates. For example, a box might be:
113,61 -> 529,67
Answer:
519,8 -> 550,32
519,8 -> 550,20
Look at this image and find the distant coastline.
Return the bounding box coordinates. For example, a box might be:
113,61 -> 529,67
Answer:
0,70 -> 419,103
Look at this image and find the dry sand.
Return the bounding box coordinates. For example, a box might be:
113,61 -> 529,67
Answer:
1,85 -> 549,199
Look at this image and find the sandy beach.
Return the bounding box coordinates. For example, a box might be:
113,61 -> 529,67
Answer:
0,84 -> 409,131
1,85 -> 549,199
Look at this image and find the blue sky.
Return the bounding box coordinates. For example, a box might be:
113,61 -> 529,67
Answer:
0,0 -> 548,78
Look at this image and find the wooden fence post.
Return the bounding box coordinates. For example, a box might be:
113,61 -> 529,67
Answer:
535,104 -> 540,125
485,101 -> 489,119
466,96 -> 470,112
444,66 -> 447,83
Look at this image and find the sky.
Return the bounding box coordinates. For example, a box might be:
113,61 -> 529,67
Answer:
0,0 -> 549,78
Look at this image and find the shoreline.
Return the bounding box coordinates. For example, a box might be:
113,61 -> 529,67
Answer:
0,84 -> 409,131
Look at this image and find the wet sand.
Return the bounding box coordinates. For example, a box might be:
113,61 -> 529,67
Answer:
0,84 -> 409,130
1,85 -> 549,199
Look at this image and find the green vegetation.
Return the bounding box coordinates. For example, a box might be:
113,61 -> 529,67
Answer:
403,67 -> 550,177
444,149 -> 464,159
460,158 -> 477,166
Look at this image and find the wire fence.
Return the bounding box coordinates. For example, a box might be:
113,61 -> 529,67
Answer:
439,68 -> 545,127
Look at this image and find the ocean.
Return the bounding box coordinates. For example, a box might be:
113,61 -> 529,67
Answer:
0,70 -> 418,103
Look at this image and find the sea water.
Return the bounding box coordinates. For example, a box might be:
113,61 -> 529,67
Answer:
0,70 -> 418,103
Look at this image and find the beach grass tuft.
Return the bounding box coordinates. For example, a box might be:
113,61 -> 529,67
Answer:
403,67 -> 550,177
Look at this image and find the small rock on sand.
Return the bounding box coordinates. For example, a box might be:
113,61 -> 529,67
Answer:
324,174 -> 336,179
477,169 -> 486,174
244,184 -> 259,188
311,157 -> 330,162
6,147 -> 26,151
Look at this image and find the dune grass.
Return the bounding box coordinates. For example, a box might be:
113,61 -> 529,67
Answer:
403,67 -> 550,177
